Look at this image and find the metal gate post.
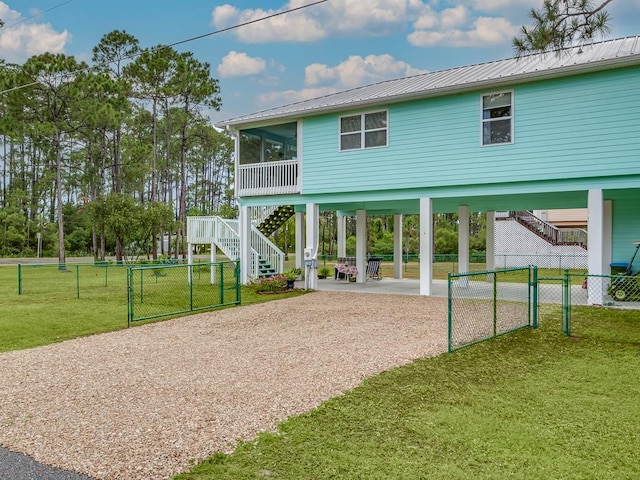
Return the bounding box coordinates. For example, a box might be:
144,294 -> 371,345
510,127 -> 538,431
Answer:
563,269 -> 570,335
531,266 -> 539,328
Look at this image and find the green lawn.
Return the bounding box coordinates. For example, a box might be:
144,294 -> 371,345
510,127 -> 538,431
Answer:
0,263 -> 305,353
175,307 -> 640,480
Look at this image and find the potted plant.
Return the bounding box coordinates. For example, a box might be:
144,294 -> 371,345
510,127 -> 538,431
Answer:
317,265 -> 331,279
284,268 -> 302,289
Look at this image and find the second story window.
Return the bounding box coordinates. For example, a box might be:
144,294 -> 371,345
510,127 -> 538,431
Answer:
340,110 -> 388,151
482,92 -> 513,145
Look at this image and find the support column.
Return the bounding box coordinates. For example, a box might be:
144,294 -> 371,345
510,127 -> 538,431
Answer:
394,214 -> 403,279
356,209 -> 366,282
295,211 -> 305,272
337,215 -> 347,258
603,200 -> 612,275
458,205 -> 469,287
210,243 -> 217,284
239,205 -> 252,285
419,198 -> 433,296
485,211 -> 495,275
587,189 -> 604,305
187,243 -> 193,285
305,203 -> 319,290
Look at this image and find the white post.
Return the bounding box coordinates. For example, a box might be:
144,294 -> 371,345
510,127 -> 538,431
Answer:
239,205 -> 252,285
295,211 -> 305,272
603,200 -> 612,276
486,211 -> 495,278
356,210 -> 366,283
394,214 -> 403,279
419,198 -> 433,296
210,243 -> 217,284
305,203 -> 319,290
587,189 -> 604,305
458,205 -> 469,287
187,243 -> 193,285
337,215 -> 347,258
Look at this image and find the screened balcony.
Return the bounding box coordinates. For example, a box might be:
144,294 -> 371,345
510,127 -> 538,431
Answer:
237,122 -> 300,197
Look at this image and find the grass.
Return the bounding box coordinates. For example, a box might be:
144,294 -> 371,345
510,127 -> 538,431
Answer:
2,260 -> 638,478
0,263 -> 305,353
175,307 -> 640,480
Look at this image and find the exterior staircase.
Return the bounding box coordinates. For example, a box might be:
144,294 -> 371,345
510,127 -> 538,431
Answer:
255,205 -> 295,236
186,215 -> 284,278
497,211 -> 587,249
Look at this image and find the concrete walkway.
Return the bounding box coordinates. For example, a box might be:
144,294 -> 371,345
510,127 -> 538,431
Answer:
311,277 -> 448,296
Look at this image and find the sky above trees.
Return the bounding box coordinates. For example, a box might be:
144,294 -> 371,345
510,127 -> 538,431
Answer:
1,0 -> 639,123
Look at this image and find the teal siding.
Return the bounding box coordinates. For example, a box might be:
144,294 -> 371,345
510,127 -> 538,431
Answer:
301,66 -> 640,195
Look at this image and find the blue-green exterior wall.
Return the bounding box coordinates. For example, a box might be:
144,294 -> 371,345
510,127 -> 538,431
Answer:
301,66 -> 640,195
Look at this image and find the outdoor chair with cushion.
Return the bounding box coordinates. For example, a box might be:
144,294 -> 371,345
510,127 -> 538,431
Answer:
366,257 -> 382,280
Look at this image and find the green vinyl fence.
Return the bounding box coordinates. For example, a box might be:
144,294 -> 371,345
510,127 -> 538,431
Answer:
447,266 -> 537,352
127,261 -> 240,325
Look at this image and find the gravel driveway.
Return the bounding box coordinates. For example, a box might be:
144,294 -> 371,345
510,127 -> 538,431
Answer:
0,291 -> 448,480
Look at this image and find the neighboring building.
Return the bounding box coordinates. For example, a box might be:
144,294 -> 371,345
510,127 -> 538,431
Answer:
209,35 -> 640,305
494,210 -> 588,269
536,208 -> 588,228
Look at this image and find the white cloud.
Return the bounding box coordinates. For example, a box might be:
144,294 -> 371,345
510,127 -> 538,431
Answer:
211,0 -> 525,50
212,0 -> 425,43
212,3 -> 326,43
0,2 -> 70,62
258,86 -> 339,107
217,51 -> 266,78
469,0 -> 539,13
409,16 -> 518,47
254,53 -> 426,110
305,54 -> 428,88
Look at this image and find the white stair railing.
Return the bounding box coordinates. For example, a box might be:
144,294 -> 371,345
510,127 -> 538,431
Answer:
186,216 -> 284,279
251,206 -> 278,227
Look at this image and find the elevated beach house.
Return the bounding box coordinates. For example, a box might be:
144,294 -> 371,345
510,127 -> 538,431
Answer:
201,35 -> 640,305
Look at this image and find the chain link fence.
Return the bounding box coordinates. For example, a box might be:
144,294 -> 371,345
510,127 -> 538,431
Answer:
17,262 -> 129,298
447,267 -> 535,351
535,271 -> 640,338
127,261 -> 240,324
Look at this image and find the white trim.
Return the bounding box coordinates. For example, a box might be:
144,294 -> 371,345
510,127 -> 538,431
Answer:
339,109 -> 388,151
480,90 -> 514,146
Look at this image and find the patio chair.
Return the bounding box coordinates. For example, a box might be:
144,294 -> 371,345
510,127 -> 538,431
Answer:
366,257 -> 382,280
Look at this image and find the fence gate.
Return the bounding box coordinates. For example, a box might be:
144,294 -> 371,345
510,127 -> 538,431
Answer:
127,261 -> 240,325
447,267 -> 536,351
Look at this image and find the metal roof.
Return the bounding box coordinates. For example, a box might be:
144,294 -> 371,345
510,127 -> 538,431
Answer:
216,35 -> 640,128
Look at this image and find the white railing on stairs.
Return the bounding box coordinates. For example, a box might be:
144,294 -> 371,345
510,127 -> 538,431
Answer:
251,206 -> 278,227
186,216 -> 284,278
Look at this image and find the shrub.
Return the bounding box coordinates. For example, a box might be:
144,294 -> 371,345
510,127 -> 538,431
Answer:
252,274 -> 288,293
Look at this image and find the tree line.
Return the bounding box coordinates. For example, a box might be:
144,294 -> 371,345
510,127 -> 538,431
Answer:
0,30 -> 234,262
0,1 -> 612,262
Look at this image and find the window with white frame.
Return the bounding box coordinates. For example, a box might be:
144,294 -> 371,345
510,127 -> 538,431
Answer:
340,110 -> 388,151
482,92 -> 513,145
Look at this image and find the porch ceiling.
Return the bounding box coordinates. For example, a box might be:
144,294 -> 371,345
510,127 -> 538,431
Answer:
322,190 -> 590,215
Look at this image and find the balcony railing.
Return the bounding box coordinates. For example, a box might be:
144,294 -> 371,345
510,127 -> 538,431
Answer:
238,159 -> 300,197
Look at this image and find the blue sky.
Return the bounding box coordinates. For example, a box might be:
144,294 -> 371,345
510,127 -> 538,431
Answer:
1,0 -> 639,124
